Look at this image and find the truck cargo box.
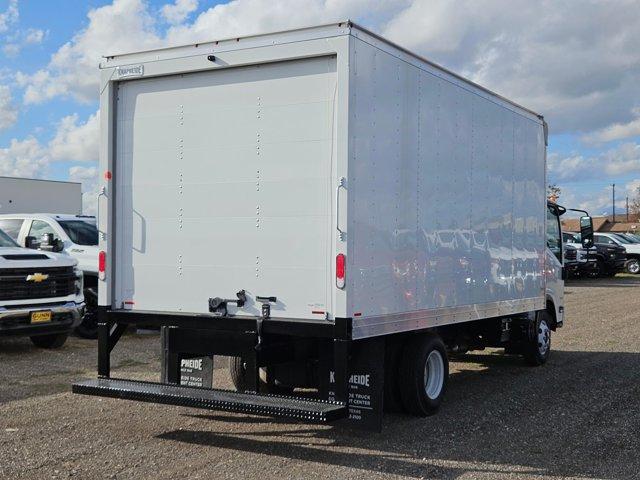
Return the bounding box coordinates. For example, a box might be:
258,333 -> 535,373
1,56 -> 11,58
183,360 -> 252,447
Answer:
97,21 -> 546,339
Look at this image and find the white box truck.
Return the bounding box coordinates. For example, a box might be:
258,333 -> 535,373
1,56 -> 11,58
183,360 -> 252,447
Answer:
0,177 -> 82,215
74,21 -> 594,429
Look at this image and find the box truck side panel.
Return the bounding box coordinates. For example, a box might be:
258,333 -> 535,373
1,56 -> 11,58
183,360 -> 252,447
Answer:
114,56 -> 337,318
348,38 -> 545,328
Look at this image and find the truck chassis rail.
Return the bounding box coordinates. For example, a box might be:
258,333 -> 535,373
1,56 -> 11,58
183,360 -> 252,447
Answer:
73,378 -> 347,423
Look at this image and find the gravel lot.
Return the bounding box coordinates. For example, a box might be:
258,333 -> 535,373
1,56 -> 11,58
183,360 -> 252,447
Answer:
1,277 -> 639,480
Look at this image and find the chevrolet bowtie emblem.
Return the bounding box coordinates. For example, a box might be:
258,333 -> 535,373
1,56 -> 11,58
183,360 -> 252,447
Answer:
26,273 -> 49,283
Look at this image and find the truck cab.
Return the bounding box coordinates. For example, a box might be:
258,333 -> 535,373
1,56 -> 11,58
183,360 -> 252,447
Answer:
0,214 -> 99,337
0,228 -> 85,348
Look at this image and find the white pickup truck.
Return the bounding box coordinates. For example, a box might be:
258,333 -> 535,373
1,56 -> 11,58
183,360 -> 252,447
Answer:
0,214 -> 99,337
0,228 -> 85,348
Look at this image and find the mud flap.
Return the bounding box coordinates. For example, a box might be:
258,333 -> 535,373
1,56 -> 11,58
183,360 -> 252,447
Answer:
320,337 -> 385,431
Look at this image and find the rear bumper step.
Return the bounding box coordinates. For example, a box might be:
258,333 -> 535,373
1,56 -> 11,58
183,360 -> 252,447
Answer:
73,378 -> 347,423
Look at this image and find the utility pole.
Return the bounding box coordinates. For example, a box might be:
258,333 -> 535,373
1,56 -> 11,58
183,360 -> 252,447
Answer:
627,196 -> 630,222
612,183 -> 616,223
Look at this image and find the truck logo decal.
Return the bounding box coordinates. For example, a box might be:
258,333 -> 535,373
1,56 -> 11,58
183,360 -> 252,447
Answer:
26,273 -> 49,283
116,64 -> 144,78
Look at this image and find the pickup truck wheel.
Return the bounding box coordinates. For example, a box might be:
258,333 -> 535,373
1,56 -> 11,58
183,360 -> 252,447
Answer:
590,260 -> 604,278
30,333 -> 68,349
398,333 -> 448,416
228,356 -> 294,395
626,259 -> 640,274
523,311 -> 551,366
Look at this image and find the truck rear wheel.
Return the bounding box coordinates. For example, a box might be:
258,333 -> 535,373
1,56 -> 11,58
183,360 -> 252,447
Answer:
398,333 -> 448,416
228,356 -> 294,395
30,333 -> 68,349
523,311 -> 552,366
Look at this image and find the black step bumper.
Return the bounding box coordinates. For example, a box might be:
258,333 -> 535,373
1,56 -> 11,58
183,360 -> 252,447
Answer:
73,378 -> 347,423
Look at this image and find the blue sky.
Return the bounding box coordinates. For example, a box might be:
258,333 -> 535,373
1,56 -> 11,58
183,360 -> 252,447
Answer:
1,0 -> 639,216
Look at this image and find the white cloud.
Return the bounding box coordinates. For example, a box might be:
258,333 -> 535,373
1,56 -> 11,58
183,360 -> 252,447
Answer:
49,111 -> 99,162
17,0 -> 163,104
549,142 -> 640,183
0,108 -> 99,212
3,28 -> 47,57
0,0 -> 18,33
161,0 -> 198,25
0,85 -> 17,130
12,0 -> 640,138
583,108 -> 640,144
0,137 -> 49,178
24,28 -> 44,44
382,0 -> 640,135
165,0 -> 401,45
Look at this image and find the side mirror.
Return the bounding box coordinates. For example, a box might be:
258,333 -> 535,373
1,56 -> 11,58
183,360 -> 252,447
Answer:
39,233 -> 64,252
24,236 -> 37,249
52,238 -> 65,253
580,216 -> 594,248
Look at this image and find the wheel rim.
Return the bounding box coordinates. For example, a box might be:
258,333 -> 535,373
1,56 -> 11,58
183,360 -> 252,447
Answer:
537,319 -> 550,356
423,350 -> 445,400
628,261 -> 640,274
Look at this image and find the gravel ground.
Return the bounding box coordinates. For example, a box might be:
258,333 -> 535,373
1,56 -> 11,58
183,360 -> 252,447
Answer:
1,277 -> 639,480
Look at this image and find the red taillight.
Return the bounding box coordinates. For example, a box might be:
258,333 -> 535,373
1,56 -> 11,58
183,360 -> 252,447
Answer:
98,251 -> 106,281
336,253 -> 345,289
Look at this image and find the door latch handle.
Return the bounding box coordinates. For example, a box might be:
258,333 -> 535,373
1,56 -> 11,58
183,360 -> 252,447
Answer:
336,177 -> 346,241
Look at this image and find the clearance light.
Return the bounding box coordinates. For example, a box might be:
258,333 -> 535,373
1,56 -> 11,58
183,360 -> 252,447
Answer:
336,253 -> 346,289
98,251 -> 106,281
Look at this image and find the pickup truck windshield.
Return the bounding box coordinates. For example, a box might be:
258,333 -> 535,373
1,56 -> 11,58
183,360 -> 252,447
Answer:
0,228 -> 18,247
612,234 -> 632,244
59,220 -> 99,246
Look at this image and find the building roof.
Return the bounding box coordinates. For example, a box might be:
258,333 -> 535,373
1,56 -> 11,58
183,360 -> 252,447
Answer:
562,215 -> 640,233
603,222 -> 640,233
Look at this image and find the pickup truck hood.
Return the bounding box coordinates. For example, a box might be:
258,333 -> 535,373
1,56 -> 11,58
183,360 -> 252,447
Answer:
0,247 -> 78,269
619,244 -> 640,254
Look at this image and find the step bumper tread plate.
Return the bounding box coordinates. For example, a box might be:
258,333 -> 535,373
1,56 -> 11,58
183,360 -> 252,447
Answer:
73,378 -> 347,423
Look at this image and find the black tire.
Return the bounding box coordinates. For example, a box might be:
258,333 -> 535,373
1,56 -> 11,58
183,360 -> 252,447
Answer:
228,356 -> 294,395
383,338 -> 404,413
398,333 -> 449,416
523,311 -> 552,366
626,259 -> 640,274
75,312 -> 98,339
75,287 -> 98,339
30,333 -> 69,349
589,260 -> 604,278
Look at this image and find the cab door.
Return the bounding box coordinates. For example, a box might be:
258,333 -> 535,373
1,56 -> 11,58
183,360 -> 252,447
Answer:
546,204 -> 564,325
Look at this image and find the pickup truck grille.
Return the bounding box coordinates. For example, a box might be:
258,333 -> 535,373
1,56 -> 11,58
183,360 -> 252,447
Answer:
0,267 -> 76,301
565,249 -> 577,261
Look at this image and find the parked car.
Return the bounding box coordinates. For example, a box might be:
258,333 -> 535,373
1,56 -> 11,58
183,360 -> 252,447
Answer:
0,228 -> 85,348
562,233 -> 598,277
593,233 -> 640,274
0,214 -> 99,337
564,232 -> 625,277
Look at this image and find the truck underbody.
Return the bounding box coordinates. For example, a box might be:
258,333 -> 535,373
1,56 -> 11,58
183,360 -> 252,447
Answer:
73,305 -> 552,430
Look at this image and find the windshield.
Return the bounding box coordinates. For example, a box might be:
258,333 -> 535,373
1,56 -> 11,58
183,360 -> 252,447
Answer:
618,233 -> 640,243
59,220 -> 98,246
0,228 -> 18,247
612,234 -> 632,244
